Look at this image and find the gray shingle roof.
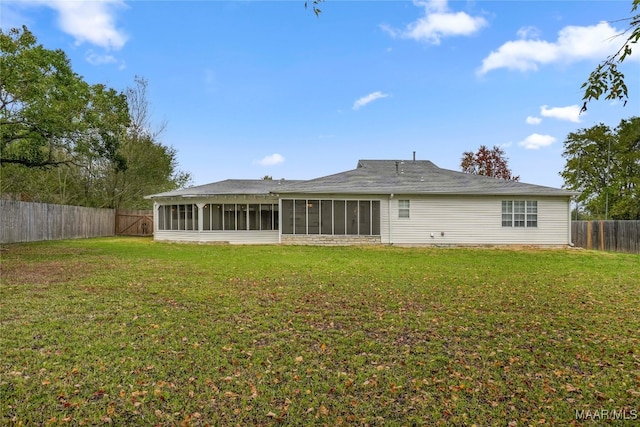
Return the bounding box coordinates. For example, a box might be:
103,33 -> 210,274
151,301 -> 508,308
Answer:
275,160 -> 575,196
145,179 -> 300,199
146,160 -> 576,199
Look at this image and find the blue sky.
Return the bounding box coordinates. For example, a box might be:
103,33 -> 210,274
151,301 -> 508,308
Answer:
3,0 -> 639,188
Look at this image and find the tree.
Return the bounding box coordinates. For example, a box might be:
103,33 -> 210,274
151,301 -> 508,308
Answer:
560,117 -> 640,219
581,0 -> 640,111
99,76 -> 191,209
0,26 -> 130,169
0,57 -> 191,207
460,145 -> 520,181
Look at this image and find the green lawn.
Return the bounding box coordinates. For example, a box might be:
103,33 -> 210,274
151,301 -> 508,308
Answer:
1,238 -> 639,426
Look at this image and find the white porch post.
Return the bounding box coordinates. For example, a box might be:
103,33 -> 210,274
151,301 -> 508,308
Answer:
153,202 -> 159,234
197,203 -> 205,233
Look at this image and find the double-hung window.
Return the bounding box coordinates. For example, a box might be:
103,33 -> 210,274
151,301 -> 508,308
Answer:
502,200 -> 537,228
398,200 -> 410,218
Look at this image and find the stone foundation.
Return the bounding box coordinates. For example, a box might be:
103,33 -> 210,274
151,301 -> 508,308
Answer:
281,235 -> 382,246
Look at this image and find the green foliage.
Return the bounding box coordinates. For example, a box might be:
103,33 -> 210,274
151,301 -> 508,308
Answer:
581,0 -> 640,110
1,238 -> 639,425
0,30 -> 191,208
0,26 -> 130,168
561,117 -> 640,219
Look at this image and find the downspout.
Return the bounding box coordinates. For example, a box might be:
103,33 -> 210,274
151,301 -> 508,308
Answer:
568,197 -> 574,247
388,193 -> 394,245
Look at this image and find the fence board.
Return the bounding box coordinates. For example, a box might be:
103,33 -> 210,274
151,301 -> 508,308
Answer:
0,200 -> 115,244
572,220 -> 639,254
116,209 -> 153,236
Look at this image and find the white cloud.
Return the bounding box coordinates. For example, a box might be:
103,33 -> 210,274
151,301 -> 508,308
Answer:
353,91 -> 389,110
518,133 -> 556,150
516,26 -> 541,40
382,0 -> 487,45
526,116 -> 542,125
32,0 -> 128,50
85,51 -> 117,65
255,154 -> 285,166
540,104 -> 582,123
479,21 -> 630,75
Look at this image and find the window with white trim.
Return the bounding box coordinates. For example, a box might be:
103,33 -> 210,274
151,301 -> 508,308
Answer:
398,200 -> 410,218
502,200 -> 537,228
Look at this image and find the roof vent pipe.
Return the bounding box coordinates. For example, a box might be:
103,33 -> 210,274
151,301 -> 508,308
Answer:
413,151 -> 416,161
395,161 -> 399,174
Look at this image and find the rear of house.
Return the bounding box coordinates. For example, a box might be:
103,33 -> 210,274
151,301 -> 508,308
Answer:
146,160 -> 575,246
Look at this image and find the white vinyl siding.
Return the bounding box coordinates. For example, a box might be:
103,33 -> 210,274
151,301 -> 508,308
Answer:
153,230 -> 279,244
386,195 -> 570,245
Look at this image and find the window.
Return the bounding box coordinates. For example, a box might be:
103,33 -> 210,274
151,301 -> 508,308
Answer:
501,201 -> 513,227
514,201 -> 525,227
281,199 -> 381,236
157,204 -> 198,231
334,200 -> 346,235
282,200 -> 294,234
200,203 -> 279,231
398,200 -> 410,218
308,200 -> 320,234
321,200 -> 333,234
526,201 -> 538,227
502,200 -> 538,228
249,204 -> 260,230
224,204 -> 236,230
295,200 -> 307,234
347,201 -> 358,235
359,200 -> 371,235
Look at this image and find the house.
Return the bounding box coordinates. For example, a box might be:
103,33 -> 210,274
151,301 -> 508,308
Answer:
145,159 -> 576,246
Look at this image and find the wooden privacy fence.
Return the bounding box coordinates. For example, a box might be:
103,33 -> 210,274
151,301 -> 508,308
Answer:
0,200 -> 115,244
0,201 -> 154,244
116,209 -> 153,236
572,220 -> 640,254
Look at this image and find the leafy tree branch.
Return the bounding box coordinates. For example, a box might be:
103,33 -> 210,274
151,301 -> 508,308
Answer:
581,0 -> 640,112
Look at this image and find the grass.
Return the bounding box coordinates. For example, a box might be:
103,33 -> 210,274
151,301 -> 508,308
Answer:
1,237 -> 639,426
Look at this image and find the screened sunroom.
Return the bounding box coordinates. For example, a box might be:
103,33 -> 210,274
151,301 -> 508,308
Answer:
280,199 -> 381,236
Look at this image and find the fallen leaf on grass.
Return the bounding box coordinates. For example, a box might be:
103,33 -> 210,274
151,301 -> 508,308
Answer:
564,384 -> 578,392
627,389 -> 640,396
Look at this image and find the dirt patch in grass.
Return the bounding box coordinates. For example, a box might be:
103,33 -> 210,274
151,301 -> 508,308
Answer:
1,245 -> 123,286
1,259 -> 94,285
